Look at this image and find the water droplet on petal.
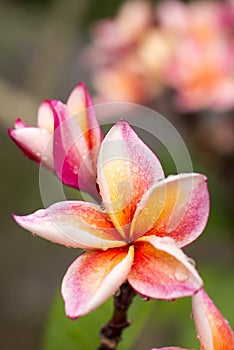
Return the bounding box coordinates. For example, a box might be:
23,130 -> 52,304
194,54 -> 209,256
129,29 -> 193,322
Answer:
100,202 -> 105,211
35,210 -> 45,218
140,295 -> 151,302
65,210 -> 73,215
100,244 -> 108,251
73,165 -> 79,174
188,257 -> 196,267
175,266 -> 189,282
168,298 -> 176,302
113,288 -> 121,297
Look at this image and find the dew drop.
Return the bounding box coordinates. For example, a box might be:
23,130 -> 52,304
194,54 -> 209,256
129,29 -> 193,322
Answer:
73,165 -> 79,174
113,288 -> 121,297
140,296 -> 151,302
36,210 -> 45,218
143,208 -> 149,215
100,202 -> 105,211
168,298 -> 176,303
188,257 -> 196,267
175,266 -> 189,282
35,152 -> 41,157
65,210 -> 73,215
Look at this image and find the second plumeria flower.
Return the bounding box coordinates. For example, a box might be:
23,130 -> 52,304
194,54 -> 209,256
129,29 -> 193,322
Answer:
9,82 -> 103,198
14,121 -> 209,319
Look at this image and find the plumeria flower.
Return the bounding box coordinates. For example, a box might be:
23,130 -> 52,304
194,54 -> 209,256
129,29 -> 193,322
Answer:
13,121 -> 209,319
157,0 -> 234,112
9,82 -> 103,197
152,288 -> 234,350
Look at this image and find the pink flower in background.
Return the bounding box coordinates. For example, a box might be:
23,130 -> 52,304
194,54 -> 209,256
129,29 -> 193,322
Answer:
14,121 -> 209,319
9,82 -> 103,197
159,1 -> 234,112
84,0 -> 170,103
84,0 -> 234,112
92,56 -> 150,103
152,288 -> 234,350
90,0 -> 153,53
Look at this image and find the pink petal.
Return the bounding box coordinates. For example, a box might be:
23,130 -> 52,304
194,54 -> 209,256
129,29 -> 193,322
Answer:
52,101 -> 99,198
66,82 -> 103,168
14,118 -> 29,129
37,100 -> 55,133
8,127 -> 53,170
13,201 -> 125,249
128,236 -> 202,300
192,289 -> 234,350
61,246 -> 134,318
97,120 -> 164,239
130,173 -> 209,246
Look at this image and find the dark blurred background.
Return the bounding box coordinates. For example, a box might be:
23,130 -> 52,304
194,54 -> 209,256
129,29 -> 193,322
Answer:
0,0 -> 233,349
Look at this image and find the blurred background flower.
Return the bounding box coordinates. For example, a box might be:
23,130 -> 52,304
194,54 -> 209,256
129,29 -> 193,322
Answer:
85,0 -> 234,113
0,0 -> 233,350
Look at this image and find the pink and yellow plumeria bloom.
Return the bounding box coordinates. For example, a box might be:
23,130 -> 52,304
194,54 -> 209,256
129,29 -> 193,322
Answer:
9,82 -> 102,197
14,121 -> 209,319
152,288 -> 234,350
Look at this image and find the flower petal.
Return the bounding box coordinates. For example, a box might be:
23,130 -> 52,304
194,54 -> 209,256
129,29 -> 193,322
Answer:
8,126 -> 53,170
61,246 -> 134,318
192,289 -> 234,350
66,82 -> 92,118
52,101 -> 99,197
37,100 -> 55,133
128,236 -> 202,299
66,82 -> 103,168
130,173 -> 209,246
14,118 -> 29,129
13,201 -> 126,249
97,120 -> 164,239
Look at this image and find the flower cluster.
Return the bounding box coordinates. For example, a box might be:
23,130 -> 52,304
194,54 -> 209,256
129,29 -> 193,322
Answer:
9,83 -> 233,347
84,0 -> 234,112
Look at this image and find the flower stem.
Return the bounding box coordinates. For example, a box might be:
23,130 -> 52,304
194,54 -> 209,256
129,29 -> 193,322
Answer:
97,281 -> 136,350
